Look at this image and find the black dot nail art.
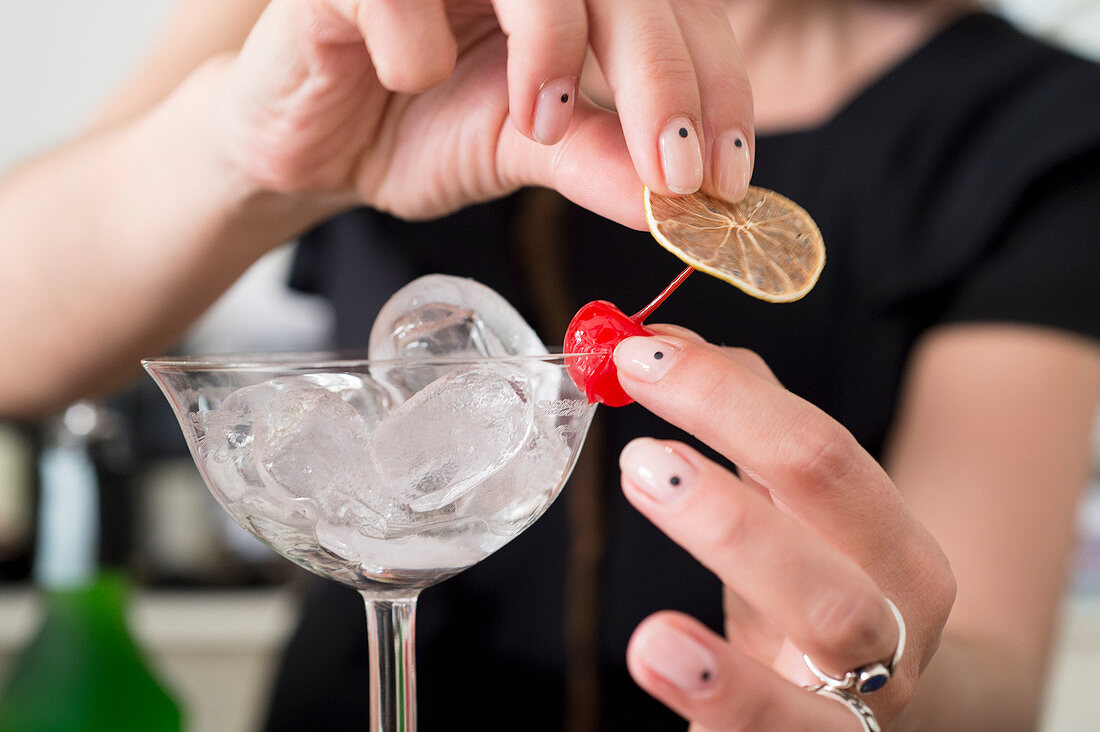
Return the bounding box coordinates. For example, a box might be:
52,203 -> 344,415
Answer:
654,351 -> 664,360
669,475 -> 681,487
678,127 -> 689,138
734,137 -> 744,148
561,93 -> 569,104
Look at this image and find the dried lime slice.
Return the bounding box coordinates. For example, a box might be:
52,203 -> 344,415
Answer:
643,185 -> 825,302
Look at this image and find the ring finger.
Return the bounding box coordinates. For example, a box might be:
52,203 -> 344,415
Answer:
619,437 -> 900,680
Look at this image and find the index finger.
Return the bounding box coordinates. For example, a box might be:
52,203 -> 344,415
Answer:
611,334 -> 909,572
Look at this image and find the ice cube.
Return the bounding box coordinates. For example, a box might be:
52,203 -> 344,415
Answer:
253,388 -> 386,529
349,529 -> 491,573
202,374 -> 391,538
191,386 -> 267,505
391,303 -> 503,359
369,274 -> 546,361
289,372 -> 391,422
197,374 -> 389,501
314,518 -> 361,561
376,303 -> 504,393
458,406 -> 574,536
368,365 -> 536,514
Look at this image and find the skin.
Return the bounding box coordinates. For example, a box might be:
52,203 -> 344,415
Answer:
619,326 -> 1099,730
0,0 -> 1097,728
0,0 -> 753,415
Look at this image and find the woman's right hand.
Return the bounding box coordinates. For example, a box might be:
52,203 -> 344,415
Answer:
214,0 -> 755,229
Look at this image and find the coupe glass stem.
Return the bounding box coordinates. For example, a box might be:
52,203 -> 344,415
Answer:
362,590 -> 420,732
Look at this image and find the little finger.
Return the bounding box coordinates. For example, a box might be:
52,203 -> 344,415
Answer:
628,612 -> 871,731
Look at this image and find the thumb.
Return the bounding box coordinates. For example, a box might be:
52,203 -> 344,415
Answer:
498,102 -> 648,230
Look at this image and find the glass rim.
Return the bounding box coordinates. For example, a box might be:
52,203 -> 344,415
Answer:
141,349 -> 579,372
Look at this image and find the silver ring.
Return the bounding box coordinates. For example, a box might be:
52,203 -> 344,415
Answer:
805,685 -> 881,732
802,597 -> 906,694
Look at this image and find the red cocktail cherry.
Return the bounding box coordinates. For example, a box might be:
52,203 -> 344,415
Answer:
564,267 -> 693,406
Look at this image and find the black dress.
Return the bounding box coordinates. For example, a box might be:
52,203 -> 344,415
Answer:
266,13 -> 1100,730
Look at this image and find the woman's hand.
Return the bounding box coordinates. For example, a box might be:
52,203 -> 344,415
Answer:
611,330 -> 956,729
214,0 -> 754,229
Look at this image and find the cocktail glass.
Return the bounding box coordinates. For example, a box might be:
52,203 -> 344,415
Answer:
144,352 -> 595,731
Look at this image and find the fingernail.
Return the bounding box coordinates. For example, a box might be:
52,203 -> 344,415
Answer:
713,129 -> 752,201
659,117 -> 703,194
647,324 -> 706,344
532,78 -> 576,145
614,336 -> 679,382
621,438 -> 697,504
635,622 -> 719,696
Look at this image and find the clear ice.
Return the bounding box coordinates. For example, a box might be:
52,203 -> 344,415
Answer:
195,374 -> 392,540
193,275 -> 587,575
369,275 -> 546,359
368,365 -> 536,514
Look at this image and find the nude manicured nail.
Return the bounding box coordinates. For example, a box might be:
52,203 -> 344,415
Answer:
659,117 -> 703,194
634,622 -> 719,696
713,129 -> 752,201
647,324 -> 706,344
621,438 -> 696,505
532,78 -> 576,145
614,336 -> 679,382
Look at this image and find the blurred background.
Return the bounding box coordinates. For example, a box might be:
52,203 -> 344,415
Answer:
0,1 -> 1097,730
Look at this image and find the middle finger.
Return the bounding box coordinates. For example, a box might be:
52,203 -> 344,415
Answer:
613,334 -> 915,579
587,0 -> 706,195
586,0 -> 755,197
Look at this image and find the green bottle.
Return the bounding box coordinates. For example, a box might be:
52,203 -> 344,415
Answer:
0,404 -> 182,731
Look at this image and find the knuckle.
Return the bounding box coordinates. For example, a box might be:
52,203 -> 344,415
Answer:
375,55 -> 453,93
720,347 -> 774,382
925,561 -> 958,627
629,30 -> 697,89
937,571 -> 958,620
639,56 -> 698,95
522,13 -> 588,52
778,414 -> 856,487
501,5 -> 587,67
807,587 -> 886,659
705,74 -> 754,120
702,492 -> 754,554
694,355 -> 755,409
722,345 -> 759,364
898,534 -> 957,628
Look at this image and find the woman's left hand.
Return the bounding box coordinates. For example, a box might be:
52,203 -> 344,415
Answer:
612,329 -> 957,729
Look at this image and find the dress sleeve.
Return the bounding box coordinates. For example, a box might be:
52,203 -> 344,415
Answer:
938,149 -> 1100,342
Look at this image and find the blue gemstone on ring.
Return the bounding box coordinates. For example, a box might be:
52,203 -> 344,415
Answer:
859,673 -> 888,693
854,661 -> 891,694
